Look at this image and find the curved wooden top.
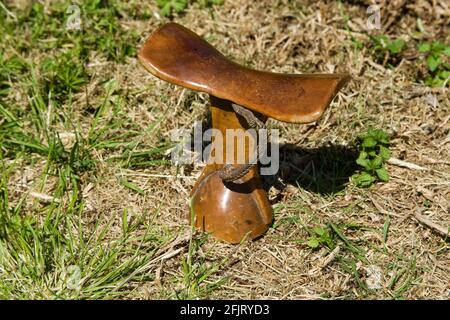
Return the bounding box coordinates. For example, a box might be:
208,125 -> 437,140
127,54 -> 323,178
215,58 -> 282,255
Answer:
138,23 -> 349,124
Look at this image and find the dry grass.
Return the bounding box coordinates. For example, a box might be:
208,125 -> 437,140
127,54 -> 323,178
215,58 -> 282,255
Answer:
1,0 -> 449,299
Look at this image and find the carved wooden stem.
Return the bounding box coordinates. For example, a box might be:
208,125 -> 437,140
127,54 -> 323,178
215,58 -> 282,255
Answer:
189,96 -> 273,243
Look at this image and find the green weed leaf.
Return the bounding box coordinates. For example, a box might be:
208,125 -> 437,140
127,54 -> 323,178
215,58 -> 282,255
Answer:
370,156 -> 383,169
418,43 -> 431,53
156,0 -> 188,17
306,238 -> 320,248
312,227 -> 326,236
379,145 -> 391,160
118,178 -> 144,194
352,172 -> 376,187
362,137 -> 377,148
376,168 -> 389,182
427,55 -> 441,72
443,46 -> 450,57
369,128 -> 389,144
356,157 -> 370,169
431,41 -> 446,52
386,39 -> 406,54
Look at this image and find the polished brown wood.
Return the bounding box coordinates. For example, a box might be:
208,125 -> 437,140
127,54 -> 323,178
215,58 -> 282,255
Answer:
139,23 -> 349,124
138,23 -> 349,243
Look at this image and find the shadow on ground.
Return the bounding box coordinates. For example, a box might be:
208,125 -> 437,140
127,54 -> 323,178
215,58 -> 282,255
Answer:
262,143 -> 359,197
184,111 -> 359,197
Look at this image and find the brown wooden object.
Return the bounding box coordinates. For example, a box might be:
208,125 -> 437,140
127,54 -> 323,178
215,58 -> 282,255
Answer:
138,23 -> 349,243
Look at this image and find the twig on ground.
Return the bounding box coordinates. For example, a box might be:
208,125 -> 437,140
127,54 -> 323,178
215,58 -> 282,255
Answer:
414,210 -> 449,238
155,262 -> 164,287
387,158 -> 428,171
29,192 -> 61,204
0,2 -> 17,20
320,245 -> 341,268
370,196 -> 402,217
